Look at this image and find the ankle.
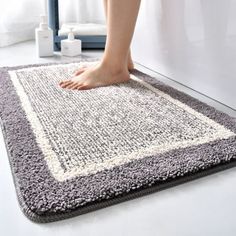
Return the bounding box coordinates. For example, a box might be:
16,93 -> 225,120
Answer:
100,58 -> 128,75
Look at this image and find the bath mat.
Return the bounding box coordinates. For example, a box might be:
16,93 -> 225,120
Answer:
0,60 -> 236,223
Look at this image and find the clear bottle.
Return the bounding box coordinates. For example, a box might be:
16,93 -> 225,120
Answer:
35,15 -> 54,57
61,28 -> 82,57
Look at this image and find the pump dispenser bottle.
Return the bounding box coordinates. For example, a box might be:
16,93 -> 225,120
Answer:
61,28 -> 82,57
35,15 -> 54,57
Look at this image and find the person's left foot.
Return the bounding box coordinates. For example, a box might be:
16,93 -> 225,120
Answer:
72,52 -> 134,77
59,63 -> 130,90
72,60 -> 134,78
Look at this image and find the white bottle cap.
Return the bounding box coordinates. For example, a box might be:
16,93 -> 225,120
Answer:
68,28 -> 75,41
40,15 -> 48,30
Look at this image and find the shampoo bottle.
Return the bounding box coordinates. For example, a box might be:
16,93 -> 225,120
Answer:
35,15 -> 54,57
61,28 -> 82,57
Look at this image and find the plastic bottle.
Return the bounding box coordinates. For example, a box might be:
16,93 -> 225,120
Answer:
61,28 -> 82,57
35,15 -> 54,57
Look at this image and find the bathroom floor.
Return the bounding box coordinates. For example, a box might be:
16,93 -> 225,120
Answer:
1,41 -> 236,236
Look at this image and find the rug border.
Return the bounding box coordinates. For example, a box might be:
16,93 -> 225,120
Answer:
0,61 -> 236,223
2,116 -> 236,223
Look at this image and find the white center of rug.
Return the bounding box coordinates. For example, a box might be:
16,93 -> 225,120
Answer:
9,62 -> 235,181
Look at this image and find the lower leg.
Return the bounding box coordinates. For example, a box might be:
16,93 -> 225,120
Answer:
103,0 -> 134,71
100,0 -> 140,71
73,0 -> 135,77
60,0 -> 141,90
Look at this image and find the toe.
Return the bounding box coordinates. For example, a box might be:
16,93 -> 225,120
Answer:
67,82 -> 79,90
73,66 -> 87,76
73,69 -> 85,77
71,83 -> 81,90
78,84 -> 90,90
60,80 -> 73,88
59,80 -> 68,86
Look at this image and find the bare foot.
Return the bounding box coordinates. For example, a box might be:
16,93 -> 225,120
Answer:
73,52 -> 134,77
60,63 -> 130,90
127,51 -> 135,71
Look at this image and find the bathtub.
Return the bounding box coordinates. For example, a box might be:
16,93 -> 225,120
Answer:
132,0 -> 236,109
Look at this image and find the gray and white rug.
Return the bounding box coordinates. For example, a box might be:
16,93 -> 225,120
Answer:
0,60 -> 236,223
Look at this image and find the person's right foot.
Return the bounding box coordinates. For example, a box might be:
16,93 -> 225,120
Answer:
60,62 -> 130,90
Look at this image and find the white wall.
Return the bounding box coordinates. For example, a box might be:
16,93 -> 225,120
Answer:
132,0 -> 236,109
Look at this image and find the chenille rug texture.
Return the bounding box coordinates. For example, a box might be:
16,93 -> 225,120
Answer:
0,60 -> 236,223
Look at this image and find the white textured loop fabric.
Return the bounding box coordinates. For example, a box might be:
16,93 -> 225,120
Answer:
9,62 -> 235,181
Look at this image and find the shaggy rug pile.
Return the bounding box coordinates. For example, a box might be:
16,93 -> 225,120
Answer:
0,60 -> 236,223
